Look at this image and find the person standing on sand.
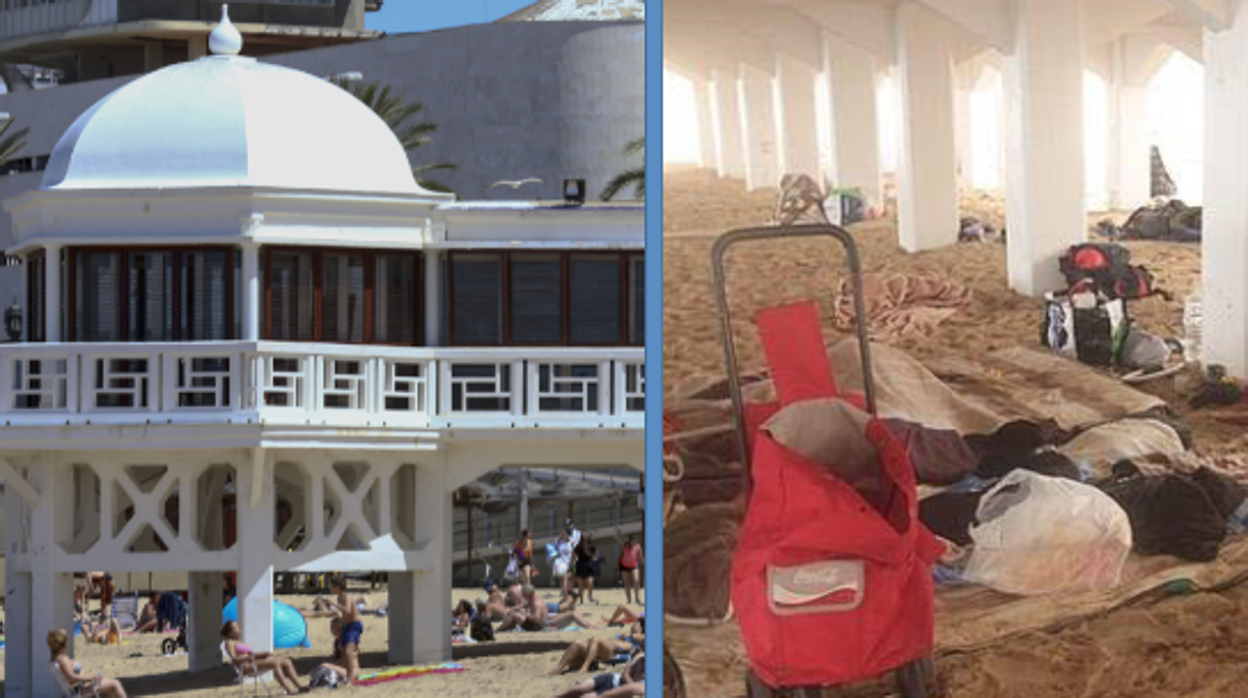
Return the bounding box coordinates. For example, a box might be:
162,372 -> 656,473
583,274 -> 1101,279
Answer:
619,534 -> 643,605
555,527 -> 577,599
324,574 -> 362,685
516,529 -> 537,583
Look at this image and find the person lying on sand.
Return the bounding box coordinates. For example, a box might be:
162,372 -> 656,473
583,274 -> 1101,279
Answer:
221,621 -> 308,695
76,608 -> 122,645
496,585 -> 598,632
548,632 -> 640,675
49,628 -> 128,697
311,618 -> 350,688
135,592 -> 160,633
601,605 -> 642,628
550,651 -> 645,697
302,592 -> 388,619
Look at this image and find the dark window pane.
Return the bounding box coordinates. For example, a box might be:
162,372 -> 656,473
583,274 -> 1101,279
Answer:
267,250 -> 314,341
76,252 -> 120,342
26,253 -> 45,342
630,255 -> 644,345
323,253 -> 366,343
451,254 -> 502,345
569,256 -> 620,344
510,254 -> 562,344
182,251 -> 230,341
129,251 -> 173,342
376,254 -> 417,344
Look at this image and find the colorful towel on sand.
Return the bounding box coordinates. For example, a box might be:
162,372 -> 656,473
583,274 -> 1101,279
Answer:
832,273 -> 972,340
355,663 -> 467,687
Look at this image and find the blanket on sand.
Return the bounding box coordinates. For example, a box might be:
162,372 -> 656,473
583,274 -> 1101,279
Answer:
832,273 -> 972,340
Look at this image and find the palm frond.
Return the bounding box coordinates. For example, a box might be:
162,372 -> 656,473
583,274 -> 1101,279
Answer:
600,168 -> 644,201
333,77 -> 455,194
0,125 -> 30,166
622,136 -> 645,157
412,162 -> 457,176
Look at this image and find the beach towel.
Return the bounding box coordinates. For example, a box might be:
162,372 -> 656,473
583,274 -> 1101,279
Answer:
355,663 -> 467,687
832,273 -> 972,341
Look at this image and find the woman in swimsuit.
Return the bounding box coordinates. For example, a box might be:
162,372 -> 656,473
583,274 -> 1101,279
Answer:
619,535 -> 643,605
514,529 -> 536,583
48,628 -> 128,697
221,621 -> 308,695
549,650 -> 645,697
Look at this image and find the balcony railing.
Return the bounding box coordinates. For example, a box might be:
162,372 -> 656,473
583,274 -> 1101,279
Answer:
0,342 -> 644,430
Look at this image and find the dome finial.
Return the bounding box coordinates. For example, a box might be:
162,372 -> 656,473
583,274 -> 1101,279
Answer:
209,4 -> 243,56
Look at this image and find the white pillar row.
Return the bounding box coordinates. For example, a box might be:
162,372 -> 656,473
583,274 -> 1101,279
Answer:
188,571 -> 225,672
822,31 -> 883,209
710,66 -> 746,179
424,251 -> 442,346
236,448 -> 275,654
44,243 -> 61,342
774,52 -> 821,180
1003,0 -> 1087,296
1108,38 -> 1153,210
739,61 -> 781,191
241,242 -> 260,341
389,456 -> 452,665
5,471 -> 33,697
29,459 -> 75,698
954,69 -> 975,189
691,74 -> 718,169
1202,0 -> 1248,376
896,4 -> 960,252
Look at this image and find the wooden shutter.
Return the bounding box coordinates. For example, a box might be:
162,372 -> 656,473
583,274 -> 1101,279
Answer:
375,253 -> 419,345
322,252 -> 367,343
266,249 -> 315,342
76,252 -> 121,342
450,253 -> 503,345
509,253 -> 562,345
182,250 -> 231,341
128,251 -> 173,342
26,251 -> 45,343
629,254 -> 644,346
569,254 -> 621,345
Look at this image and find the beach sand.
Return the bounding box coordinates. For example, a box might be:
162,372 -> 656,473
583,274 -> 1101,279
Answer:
662,165 -> 1248,698
4,585 -> 644,698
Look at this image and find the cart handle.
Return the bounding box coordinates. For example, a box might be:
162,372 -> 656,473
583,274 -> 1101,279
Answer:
710,224 -> 878,471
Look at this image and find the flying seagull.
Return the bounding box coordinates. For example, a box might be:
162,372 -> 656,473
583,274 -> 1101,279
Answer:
491,178 -> 543,189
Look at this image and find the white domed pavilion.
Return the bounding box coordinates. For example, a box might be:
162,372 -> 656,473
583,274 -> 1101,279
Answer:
0,10 -> 643,696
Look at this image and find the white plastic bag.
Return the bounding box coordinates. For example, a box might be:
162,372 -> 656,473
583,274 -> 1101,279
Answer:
963,470 -> 1132,596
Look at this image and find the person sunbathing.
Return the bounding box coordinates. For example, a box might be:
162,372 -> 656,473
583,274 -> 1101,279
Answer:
303,593 -> 388,619
600,605 -> 642,628
496,585 -> 598,632
76,610 -> 121,645
483,580 -> 511,621
451,600 -> 475,633
48,628 -> 128,697
550,651 -> 645,697
547,635 -> 637,675
310,618 -> 349,688
220,621 -> 308,695
135,593 -> 160,633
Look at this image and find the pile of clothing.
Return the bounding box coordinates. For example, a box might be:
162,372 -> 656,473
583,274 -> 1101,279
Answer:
1098,199 -> 1202,243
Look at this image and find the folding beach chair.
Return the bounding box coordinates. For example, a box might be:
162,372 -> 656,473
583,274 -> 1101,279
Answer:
110,593 -> 139,631
221,643 -> 274,697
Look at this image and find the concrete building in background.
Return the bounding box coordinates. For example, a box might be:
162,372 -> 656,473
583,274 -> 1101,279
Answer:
0,0 -> 645,323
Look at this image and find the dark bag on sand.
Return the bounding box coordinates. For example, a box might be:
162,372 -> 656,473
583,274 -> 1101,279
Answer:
1041,295 -> 1130,367
470,614 -> 495,642
1059,243 -> 1164,301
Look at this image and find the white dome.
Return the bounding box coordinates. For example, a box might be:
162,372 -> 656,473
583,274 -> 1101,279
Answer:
42,55 -> 431,196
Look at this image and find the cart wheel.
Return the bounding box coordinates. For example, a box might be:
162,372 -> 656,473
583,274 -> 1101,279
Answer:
161,637 -> 176,655
895,658 -> 936,698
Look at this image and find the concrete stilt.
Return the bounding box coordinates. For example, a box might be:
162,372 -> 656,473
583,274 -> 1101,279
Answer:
896,4 -> 959,251
389,457 -> 452,665
822,32 -> 883,209
188,571 -> 226,672
710,66 -> 746,179
236,449 -> 275,653
692,74 -> 718,169
1108,38 -> 1155,210
740,61 -> 780,191
1202,0 -> 1248,375
5,474 -> 33,697
1004,0 -> 1088,296
775,52 -> 820,180
29,461 -> 75,698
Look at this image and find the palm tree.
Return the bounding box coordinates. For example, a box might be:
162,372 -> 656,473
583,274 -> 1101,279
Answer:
0,114 -> 30,169
331,78 -> 456,193
600,136 -> 644,201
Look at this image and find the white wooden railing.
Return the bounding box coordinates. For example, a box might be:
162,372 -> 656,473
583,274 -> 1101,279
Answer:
0,342 -> 644,429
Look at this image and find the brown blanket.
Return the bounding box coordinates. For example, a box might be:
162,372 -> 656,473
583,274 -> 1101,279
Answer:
833,273 -> 972,340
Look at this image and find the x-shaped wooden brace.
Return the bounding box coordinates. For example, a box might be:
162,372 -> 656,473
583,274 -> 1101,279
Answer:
103,465 -> 186,555
320,465 -> 387,551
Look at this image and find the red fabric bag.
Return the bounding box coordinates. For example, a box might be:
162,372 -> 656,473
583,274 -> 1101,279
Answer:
731,302 -> 943,688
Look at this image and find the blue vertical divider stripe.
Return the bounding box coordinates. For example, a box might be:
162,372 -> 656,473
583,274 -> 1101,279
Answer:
643,0 -> 663,693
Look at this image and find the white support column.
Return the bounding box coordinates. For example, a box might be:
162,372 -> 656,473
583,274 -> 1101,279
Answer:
896,4 -> 960,251
1203,0 -> 1248,375
44,243 -> 61,342
739,61 -> 780,191
5,475 -> 32,697
1004,0 -> 1087,296
389,455 -> 451,665
424,251 -> 441,346
822,32 -> 883,209
691,74 -> 717,169
1108,38 -> 1152,210
188,571 -> 225,672
775,52 -> 821,179
236,449 -> 274,653
709,66 -> 746,179
241,243 -> 260,341
954,79 -> 975,188
29,459 -> 75,698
